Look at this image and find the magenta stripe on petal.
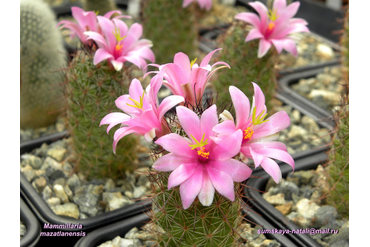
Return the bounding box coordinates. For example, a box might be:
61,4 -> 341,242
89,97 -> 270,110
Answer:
209,159 -> 252,182
153,153 -> 194,172
155,133 -> 196,158
207,166 -> 235,202
260,157 -> 283,183
180,165 -> 203,209
168,163 -> 198,190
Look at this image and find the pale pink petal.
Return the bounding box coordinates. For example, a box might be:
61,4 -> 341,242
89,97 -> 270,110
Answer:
258,39 -> 272,58
122,23 -> 143,53
246,146 -> 264,167
180,165 -> 203,209
249,141 -> 288,151
200,48 -> 222,68
174,52 -> 191,80
176,106 -> 201,141
245,28 -> 265,42
211,129 -> 243,160
235,12 -> 261,29
155,133 -> 196,158
112,126 -> 145,153
128,78 -> 145,100
212,120 -> 238,136
93,48 -> 114,65
182,0 -> 193,8
200,105 -> 218,139
252,111 -> 290,139
115,95 -> 142,117
111,60 -> 123,71
84,31 -> 107,49
229,86 -> 251,129
198,170 -> 215,206
207,166 -> 235,201
278,2 -> 300,23
209,159 -> 252,182
249,2 -> 269,27
157,95 -> 184,120
270,39 -> 285,53
273,0 -> 287,10
251,147 -> 294,170
168,163 -> 198,189
112,18 -> 128,39
260,157 -> 283,183
153,153 -> 195,172
100,112 -> 131,133
97,16 -> 116,52
251,82 -> 266,117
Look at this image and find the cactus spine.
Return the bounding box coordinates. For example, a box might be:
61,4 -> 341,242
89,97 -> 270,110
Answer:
213,21 -> 278,111
325,7 -> 349,218
64,47 -> 139,180
20,0 -> 67,129
141,0 -> 198,65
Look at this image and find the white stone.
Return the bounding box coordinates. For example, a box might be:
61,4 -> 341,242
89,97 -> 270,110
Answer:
296,198 -> 320,220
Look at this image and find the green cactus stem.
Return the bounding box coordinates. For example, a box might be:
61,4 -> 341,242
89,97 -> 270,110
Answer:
141,0 -> 199,65
20,0 -> 67,129
64,46 -> 139,180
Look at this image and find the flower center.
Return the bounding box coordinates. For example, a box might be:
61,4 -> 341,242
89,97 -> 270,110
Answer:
189,133 -> 210,160
243,127 -> 254,141
267,22 -> 275,31
126,91 -> 145,109
268,8 -> 279,22
115,44 -> 123,53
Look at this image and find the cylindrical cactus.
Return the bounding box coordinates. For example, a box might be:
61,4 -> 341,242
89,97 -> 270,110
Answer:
213,21 -> 278,111
148,172 -> 244,246
20,0 -> 67,129
64,47 -> 139,179
325,7 -> 349,218
140,0 -> 198,65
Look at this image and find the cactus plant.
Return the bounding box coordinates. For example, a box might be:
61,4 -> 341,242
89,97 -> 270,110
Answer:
20,0 -> 67,129
64,46 -> 139,179
141,0 -> 198,65
81,0 -> 118,15
325,7 -> 349,218
213,20 -> 278,111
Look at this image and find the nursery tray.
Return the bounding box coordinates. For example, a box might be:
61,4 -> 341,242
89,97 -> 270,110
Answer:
20,197 -> 41,247
244,148 -> 328,247
20,131 -> 152,243
278,65 -> 341,121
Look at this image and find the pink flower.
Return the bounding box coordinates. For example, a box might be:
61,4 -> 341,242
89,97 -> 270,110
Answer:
153,105 -> 252,209
235,0 -> 309,57
182,0 -> 212,11
84,16 -> 155,71
213,83 -> 294,183
145,48 -> 229,105
100,72 -> 184,152
57,7 -> 130,43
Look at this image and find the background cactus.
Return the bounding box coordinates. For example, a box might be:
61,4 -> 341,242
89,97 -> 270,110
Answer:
140,0 -> 199,65
81,0 -> 118,15
213,21 -> 278,112
64,46 -> 140,180
325,7 -> 349,218
20,0 -> 67,129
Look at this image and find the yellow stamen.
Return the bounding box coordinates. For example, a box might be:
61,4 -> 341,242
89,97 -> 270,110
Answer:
189,133 -> 208,150
252,107 -> 269,125
244,127 -> 254,140
126,91 -> 145,109
197,147 -> 209,159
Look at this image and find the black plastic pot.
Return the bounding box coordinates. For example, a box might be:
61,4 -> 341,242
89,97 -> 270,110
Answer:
20,197 -> 41,247
244,147 -> 328,247
20,131 -> 152,245
278,65 -> 341,117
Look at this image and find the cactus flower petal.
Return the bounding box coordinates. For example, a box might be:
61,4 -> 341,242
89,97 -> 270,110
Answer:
182,0 -> 212,11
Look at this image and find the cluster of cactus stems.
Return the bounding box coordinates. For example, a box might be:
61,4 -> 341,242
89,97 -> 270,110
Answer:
63,45 -> 139,180
325,6 -> 349,218
213,21 -> 278,112
20,0 -> 67,129
140,0 -> 199,65
146,99 -> 247,246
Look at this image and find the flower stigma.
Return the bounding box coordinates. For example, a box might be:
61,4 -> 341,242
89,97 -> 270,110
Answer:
112,28 -> 125,42
252,107 -> 269,125
189,133 -> 210,160
190,58 -> 197,68
126,91 -> 145,109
